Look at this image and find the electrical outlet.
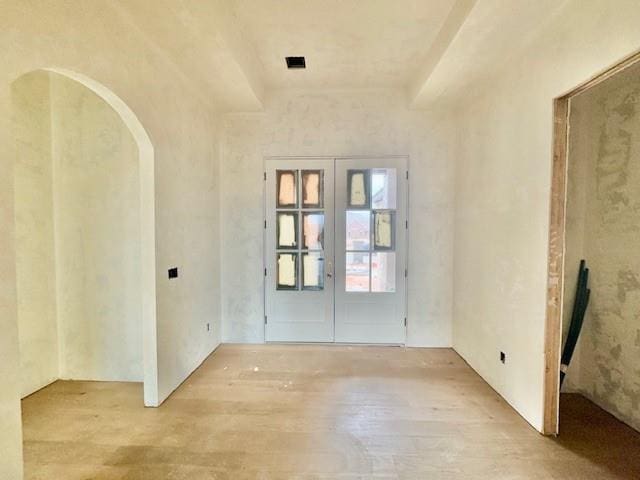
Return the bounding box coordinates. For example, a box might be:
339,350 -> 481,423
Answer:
500,351 -> 506,364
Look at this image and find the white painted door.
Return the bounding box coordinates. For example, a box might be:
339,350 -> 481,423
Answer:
265,159 -> 335,342
265,157 -> 407,344
335,157 -> 407,344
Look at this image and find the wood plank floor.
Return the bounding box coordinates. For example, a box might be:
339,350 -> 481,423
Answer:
21,344 -> 640,479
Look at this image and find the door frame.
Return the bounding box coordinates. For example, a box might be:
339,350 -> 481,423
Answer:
543,50 -> 640,435
263,155 -> 410,345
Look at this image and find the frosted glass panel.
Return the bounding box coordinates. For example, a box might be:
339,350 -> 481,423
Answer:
302,252 -> 324,290
372,252 -> 396,292
371,169 -> 397,209
346,210 -> 370,251
348,170 -> 370,208
346,252 -> 370,292
277,253 -> 298,290
303,212 -> 324,250
277,170 -> 298,208
374,211 -> 394,250
277,212 -> 298,249
302,170 -> 323,208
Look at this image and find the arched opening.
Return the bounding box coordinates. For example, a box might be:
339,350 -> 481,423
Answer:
11,68 -> 158,407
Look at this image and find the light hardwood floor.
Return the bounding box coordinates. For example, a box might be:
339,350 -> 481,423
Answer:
21,344 -> 640,479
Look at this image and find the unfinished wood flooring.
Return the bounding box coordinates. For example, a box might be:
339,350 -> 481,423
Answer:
22,345 -> 640,479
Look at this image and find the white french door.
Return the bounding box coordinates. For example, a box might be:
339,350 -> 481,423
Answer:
265,157 -> 407,344
265,159 -> 335,342
334,157 -> 407,343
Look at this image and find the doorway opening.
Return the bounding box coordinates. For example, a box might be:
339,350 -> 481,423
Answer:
264,156 -> 408,344
544,51 -> 640,435
11,68 -> 158,407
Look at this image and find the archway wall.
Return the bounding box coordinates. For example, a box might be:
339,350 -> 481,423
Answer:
1,4 -> 223,478
50,71 -> 143,383
13,69 -> 151,399
42,68 -> 160,406
12,70 -> 145,392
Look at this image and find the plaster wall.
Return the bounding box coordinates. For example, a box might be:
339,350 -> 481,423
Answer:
1,4 -> 222,477
50,73 -> 143,382
12,71 -> 59,398
564,63 -> 640,431
221,89 -> 455,346
14,70 -> 144,395
451,0 -> 640,431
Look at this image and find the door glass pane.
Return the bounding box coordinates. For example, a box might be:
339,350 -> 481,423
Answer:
372,252 -> 396,292
303,212 -> 324,250
277,212 -> 298,249
373,211 -> 394,250
302,170 -> 323,208
346,252 -> 370,292
371,169 -> 397,209
302,252 -> 324,290
346,210 -> 370,251
347,170 -> 370,208
277,253 -> 298,290
277,170 -> 298,208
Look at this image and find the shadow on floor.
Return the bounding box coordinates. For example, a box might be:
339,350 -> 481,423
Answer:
555,393 -> 640,479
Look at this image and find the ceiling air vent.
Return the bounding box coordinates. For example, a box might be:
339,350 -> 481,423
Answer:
285,56 -> 306,69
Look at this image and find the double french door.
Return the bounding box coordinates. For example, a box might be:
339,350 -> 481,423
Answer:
265,157 -> 407,344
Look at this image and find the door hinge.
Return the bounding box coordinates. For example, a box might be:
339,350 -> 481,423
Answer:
405,269 -> 408,278
264,172 -> 267,181
406,171 -> 409,180
404,317 -> 407,327
264,268 -> 267,277
405,220 -> 408,229
264,315 -> 268,325
264,220 -> 267,229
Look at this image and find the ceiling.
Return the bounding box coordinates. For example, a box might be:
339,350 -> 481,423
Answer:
117,0 -> 571,112
411,0 -> 571,108
229,0 -> 458,89
113,0 -> 265,111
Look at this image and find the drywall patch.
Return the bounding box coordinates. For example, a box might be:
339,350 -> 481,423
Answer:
626,387 -> 640,412
596,362 -> 622,394
610,344 -> 622,361
617,270 -> 640,303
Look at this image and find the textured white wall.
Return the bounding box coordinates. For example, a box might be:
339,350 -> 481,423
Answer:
1,4 -> 222,477
565,64 -> 640,431
50,73 -> 143,382
451,0 -> 640,432
12,71 -> 59,398
221,89 -> 455,346
14,71 -> 145,395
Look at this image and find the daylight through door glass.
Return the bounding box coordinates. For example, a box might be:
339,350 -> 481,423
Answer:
345,168 -> 396,292
276,169 -> 325,291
